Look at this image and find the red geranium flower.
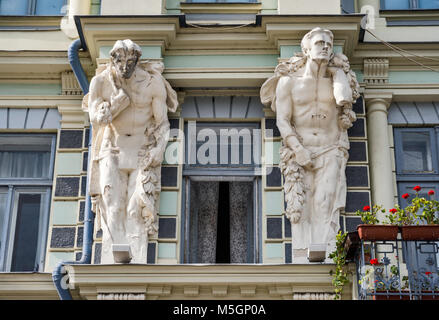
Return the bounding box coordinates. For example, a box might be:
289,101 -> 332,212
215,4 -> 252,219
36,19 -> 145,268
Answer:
389,208 -> 397,214
425,272 -> 432,275
428,190 -> 435,196
402,193 -> 410,199
413,185 -> 421,192
363,205 -> 370,211
370,258 -> 379,265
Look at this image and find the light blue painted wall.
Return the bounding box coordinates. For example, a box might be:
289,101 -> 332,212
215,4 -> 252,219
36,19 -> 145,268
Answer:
0,83 -> 61,95
163,54 -> 279,69
388,71 -> 439,84
99,46 -> 162,59
279,45 -> 343,59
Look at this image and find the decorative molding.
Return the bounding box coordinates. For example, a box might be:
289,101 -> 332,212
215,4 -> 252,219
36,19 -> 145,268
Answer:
64,264 -> 345,300
292,293 -> 336,300
61,71 -> 83,96
97,293 -> 145,300
180,2 -> 262,14
363,58 -> 389,84
57,102 -> 87,129
212,285 -> 228,297
183,286 -> 199,297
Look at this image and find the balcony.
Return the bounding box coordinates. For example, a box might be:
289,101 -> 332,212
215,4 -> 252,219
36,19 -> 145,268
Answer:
345,231 -> 439,300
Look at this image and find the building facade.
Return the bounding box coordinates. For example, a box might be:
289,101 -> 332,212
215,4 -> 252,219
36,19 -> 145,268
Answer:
0,0 -> 438,300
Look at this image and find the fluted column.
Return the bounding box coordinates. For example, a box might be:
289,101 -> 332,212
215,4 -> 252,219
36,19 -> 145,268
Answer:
365,94 -> 394,220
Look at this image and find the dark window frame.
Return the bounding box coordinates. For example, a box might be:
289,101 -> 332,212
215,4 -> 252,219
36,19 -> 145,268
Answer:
394,127 -> 439,179
394,126 -> 439,272
0,134 -> 56,272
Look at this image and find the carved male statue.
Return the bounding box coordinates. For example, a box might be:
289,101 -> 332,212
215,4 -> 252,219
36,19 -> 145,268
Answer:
261,28 -> 359,261
82,39 -> 178,263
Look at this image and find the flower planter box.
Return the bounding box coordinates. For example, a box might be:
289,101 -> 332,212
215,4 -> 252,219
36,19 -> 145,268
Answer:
357,225 -> 399,241
372,291 -> 439,300
372,291 -> 410,300
400,225 -> 439,241
418,291 -> 439,300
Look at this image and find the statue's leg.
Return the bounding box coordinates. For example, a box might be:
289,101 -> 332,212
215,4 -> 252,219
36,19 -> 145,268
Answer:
291,169 -> 312,261
125,168 -> 148,263
99,153 -> 128,264
311,151 -> 342,246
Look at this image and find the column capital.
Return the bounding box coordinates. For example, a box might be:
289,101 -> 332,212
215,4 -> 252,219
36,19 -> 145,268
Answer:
364,91 -> 393,111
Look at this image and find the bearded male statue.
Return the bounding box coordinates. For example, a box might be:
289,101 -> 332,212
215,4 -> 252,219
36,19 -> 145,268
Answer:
82,39 -> 178,263
261,28 -> 360,262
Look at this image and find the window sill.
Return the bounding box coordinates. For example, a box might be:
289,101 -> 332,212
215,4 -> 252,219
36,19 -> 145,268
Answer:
180,2 -> 262,14
0,16 -> 62,29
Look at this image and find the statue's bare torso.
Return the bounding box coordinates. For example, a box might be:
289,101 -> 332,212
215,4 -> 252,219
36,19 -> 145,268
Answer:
288,72 -> 340,148
92,67 -> 167,170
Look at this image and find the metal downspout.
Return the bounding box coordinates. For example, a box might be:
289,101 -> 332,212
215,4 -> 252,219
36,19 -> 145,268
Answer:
52,39 -> 93,300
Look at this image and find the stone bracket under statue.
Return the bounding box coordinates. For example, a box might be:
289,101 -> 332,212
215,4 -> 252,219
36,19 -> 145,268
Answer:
82,39 -> 178,264
260,27 -> 360,263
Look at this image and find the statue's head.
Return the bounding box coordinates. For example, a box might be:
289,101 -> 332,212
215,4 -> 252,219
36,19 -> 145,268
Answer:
110,39 -> 142,79
301,27 -> 334,64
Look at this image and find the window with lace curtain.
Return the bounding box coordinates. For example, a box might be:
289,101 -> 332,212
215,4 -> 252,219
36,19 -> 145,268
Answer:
0,134 -> 55,272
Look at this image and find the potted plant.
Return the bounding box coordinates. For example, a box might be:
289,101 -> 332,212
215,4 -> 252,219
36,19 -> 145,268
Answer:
355,205 -> 399,241
396,186 -> 439,241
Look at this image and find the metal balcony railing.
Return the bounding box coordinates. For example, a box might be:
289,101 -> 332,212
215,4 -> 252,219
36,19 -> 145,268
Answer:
346,233 -> 439,300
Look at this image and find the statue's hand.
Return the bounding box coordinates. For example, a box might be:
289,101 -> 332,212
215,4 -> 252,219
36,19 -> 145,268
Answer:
110,88 -> 130,111
96,101 -> 112,124
339,114 -> 353,130
294,145 -> 313,170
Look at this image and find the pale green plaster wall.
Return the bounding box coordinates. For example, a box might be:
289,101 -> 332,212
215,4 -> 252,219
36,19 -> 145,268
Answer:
55,153 -> 83,175
158,243 -> 177,259
264,191 -> 283,215
47,251 -> 74,271
261,0 -> 278,13
51,201 -> 79,225
99,46 -> 162,59
163,54 -> 279,69
0,83 -> 61,95
159,191 -> 179,215
388,71 -> 439,84
280,45 -> 343,59
264,141 -> 281,165
264,243 -> 283,259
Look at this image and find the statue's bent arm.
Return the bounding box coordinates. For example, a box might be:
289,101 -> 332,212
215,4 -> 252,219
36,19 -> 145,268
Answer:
275,76 -> 295,141
275,76 -> 312,168
88,75 -> 108,125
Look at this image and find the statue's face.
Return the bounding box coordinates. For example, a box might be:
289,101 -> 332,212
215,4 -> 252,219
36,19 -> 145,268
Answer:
112,51 -> 138,79
306,32 -> 333,63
